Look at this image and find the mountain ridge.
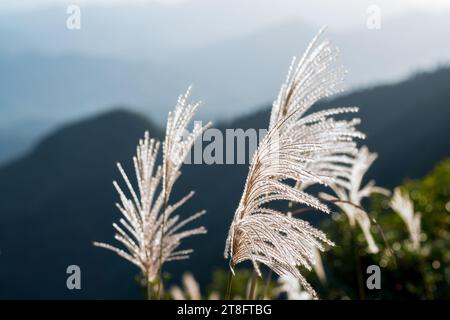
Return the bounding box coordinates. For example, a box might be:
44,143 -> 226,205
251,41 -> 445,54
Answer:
2,10 -> 450,163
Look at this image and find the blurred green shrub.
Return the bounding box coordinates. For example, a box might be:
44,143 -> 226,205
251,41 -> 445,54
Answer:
316,158 -> 450,299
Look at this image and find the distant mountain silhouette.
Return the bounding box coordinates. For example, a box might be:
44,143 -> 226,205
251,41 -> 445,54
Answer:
2,10 -> 450,163
0,110 -> 162,298
0,67 -> 449,298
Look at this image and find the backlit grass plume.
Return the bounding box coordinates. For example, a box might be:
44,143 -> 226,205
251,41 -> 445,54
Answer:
162,87 -> 211,200
94,88 -> 209,297
271,27 -> 364,190
275,275 -> 313,300
225,28 -> 365,298
320,146 -> 389,253
170,272 -> 202,300
156,87 -> 211,297
390,188 -> 422,251
269,27 -> 346,129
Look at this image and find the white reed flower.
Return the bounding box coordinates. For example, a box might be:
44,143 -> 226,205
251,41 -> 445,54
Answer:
275,275 -> 313,300
390,188 -> 422,251
225,28 -> 365,298
170,272 -> 222,300
94,89 -> 209,284
271,27 -> 364,192
312,246 -> 327,284
269,27 -> 346,130
320,146 -> 390,254
162,87 -> 211,200
170,272 -> 202,300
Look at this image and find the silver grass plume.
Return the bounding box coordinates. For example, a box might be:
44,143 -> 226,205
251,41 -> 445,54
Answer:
270,26 -> 346,129
225,28 -> 365,298
170,272 -> 202,300
275,275 -> 313,300
320,146 -> 390,254
170,272 -> 221,300
94,89 -> 209,284
390,188 -> 422,251
162,87 -> 211,200
157,87 -> 211,290
270,26 -> 364,190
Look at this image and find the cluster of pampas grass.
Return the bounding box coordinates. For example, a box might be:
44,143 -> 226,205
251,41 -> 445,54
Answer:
94,28 -> 427,300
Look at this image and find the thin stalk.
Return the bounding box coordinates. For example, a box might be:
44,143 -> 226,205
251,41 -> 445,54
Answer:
370,216 -> 398,268
291,207 -> 314,215
350,225 -> 365,300
147,279 -> 153,300
225,269 -> 233,300
261,269 -> 273,300
418,256 -> 433,299
247,270 -> 258,300
156,170 -> 169,300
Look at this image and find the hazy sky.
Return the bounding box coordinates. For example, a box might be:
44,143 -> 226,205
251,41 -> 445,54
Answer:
2,0 -> 450,31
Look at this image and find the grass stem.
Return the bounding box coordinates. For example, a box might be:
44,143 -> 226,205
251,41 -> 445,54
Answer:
350,225 -> 365,300
226,270 -> 233,300
247,270 -> 258,300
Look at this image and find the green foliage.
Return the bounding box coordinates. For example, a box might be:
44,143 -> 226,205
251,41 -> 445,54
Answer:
161,159 -> 450,300
160,159 -> 449,300
315,158 -> 450,299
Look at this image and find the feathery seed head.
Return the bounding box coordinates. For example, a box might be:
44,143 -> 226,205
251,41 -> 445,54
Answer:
163,87 -> 211,199
320,146 -> 390,254
225,28 -> 362,297
390,188 -> 422,251
94,89 -> 209,283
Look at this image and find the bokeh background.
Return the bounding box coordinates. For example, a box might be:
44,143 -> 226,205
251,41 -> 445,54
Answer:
0,0 -> 449,299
